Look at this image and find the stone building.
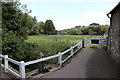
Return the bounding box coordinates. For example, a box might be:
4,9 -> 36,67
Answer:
107,2 -> 120,63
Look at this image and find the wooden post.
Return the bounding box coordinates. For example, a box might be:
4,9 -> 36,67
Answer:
82,36 -> 85,48
4,55 -> 8,73
38,52 -> 44,73
0,58 -> 2,79
19,61 -> 25,78
58,52 -> 62,67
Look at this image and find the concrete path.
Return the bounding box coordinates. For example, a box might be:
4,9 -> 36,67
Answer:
1,69 -> 16,79
2,72 -> 13,79
42,47 -> 119,78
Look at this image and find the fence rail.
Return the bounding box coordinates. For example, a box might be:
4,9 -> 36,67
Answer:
0,37 -> 107,79
0,54 -> 4,58
25,54 -> 59,66
7,58 -> 20,65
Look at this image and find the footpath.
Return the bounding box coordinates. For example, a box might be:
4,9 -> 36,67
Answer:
40,47 -> 119,78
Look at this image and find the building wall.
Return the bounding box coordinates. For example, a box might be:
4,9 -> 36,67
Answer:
107,8 -> 120,62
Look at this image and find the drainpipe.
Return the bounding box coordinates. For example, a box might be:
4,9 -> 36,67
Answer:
107,13 -> 111,18
106,13 -> 111,54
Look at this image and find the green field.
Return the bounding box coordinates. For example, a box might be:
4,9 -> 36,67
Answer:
26,35 -> 103,57
25,35 -> 103,72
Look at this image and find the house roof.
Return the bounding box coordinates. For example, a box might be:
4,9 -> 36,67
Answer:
107,2 -> 120,18
108,2 -> 120,14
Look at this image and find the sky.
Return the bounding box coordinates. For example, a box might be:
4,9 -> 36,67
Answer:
20,0 -> 119,30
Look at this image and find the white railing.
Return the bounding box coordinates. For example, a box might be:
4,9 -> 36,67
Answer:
0,41 -> 82,78
0,37 -> 107,78
0,54 -> 24,78
89,38 -> 107,46
25,54 -> 59,66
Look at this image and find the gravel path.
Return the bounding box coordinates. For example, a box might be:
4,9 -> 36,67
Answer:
42,47 -> 119,78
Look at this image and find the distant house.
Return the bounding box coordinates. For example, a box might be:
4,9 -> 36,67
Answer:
107,2 -> 120,62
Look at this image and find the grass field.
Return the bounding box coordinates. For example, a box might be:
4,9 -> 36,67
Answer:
26,35 -> 103,57
25,35 -> 103,72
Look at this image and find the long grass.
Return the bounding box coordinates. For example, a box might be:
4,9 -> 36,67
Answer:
26,35 -> 102,57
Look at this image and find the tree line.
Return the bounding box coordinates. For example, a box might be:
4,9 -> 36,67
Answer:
30,20 -> 57,35
58,24 -> 109,35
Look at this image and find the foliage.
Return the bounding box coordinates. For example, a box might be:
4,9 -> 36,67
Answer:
2,1 -> 38,61
43,20 -> 57,35
58,25 -> 109,35
26,16 -> 37,35
38,21 -> 45,34
29,20 -> 57,35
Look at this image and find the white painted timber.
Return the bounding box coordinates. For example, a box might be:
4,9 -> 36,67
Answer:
25,54 -> 59,66
72,44 -> 78,48
0,54 -> 4,58
71,46 -> 74,56
4,55 -> 8,73
61,48 -> 71,55
70,41 -> 81,43
58,52 -> 62,67
7,58 -> 20,65
62,55 -> 72,63
19,61 -> 25,78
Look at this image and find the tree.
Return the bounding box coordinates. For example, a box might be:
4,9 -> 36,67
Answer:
38,21 -> 45,34
81,28 -> 89,35
43,20 -> 57,35
2,1 -> 34,40
2,1 -> 38,61
26,16 -> 37,34
29,16 -> 41,35
88,29 -> 93,37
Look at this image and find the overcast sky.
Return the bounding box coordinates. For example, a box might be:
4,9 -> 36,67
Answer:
20,0 -> 119,30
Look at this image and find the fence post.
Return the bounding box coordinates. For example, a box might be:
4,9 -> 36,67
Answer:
0,58 -> 2,79
71,46 -> 74,56
19,61 -> 25,78
58,52 -> 62,67
4,55 -> 8,73
82,36 -> 85,48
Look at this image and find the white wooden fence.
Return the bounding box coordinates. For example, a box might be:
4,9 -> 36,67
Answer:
0,37 -> 107,78
0,41 -> 82,78
0,54 -> 25,78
